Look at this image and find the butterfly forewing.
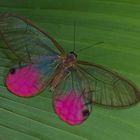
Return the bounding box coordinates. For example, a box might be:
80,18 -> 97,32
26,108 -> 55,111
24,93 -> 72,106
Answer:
0,13 -> 65,63
77,60 -> 140,107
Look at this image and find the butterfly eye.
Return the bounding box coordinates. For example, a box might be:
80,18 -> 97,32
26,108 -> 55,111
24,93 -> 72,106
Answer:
69,51 -> 77,58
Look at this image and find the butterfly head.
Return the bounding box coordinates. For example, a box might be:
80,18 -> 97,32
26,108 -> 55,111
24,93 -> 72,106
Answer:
69,51 -> 77,58
63,51 -> 77,65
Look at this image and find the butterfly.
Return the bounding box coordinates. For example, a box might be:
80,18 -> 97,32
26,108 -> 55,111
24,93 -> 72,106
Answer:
0,13 -> 140,125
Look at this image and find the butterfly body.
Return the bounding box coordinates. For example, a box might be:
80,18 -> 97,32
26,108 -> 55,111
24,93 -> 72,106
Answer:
50,52 -> 77,89
60,52 -> 77,70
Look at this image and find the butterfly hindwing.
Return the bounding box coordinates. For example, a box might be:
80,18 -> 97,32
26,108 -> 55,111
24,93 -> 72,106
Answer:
52,67 -> 92,125
6,55 -> 60,97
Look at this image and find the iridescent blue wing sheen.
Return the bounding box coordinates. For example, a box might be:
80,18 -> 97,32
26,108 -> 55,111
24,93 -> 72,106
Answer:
32,55 -> 61,85
77,60 -> 140,107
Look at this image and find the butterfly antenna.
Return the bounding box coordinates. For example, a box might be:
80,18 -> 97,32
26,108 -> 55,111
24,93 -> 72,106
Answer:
77,42 -> 104,53
73,22 -> 76,52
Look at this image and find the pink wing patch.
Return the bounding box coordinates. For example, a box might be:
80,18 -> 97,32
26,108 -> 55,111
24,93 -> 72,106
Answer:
5,64 -> 44,97
54,90 -> 89,125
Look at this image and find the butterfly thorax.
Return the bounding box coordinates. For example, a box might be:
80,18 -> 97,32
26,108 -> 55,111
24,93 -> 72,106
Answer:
51,52 -> 77,90
62,52 -> 77,69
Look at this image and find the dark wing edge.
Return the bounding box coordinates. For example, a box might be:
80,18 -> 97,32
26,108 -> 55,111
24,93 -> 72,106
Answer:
77,60 -> 140,108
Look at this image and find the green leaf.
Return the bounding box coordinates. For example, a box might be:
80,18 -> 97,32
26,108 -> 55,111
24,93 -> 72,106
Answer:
0,0 -> 140,140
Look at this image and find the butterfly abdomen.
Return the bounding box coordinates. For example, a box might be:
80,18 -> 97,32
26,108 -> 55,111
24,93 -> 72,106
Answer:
51,53 -> 77,90
51,68 -> 64,90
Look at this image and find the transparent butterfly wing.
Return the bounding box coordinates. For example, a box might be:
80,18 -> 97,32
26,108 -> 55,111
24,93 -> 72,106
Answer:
0,13 -> 64,97
77,60 -> 140,107
52,67 -> 93,125
0,13 -> 65,63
